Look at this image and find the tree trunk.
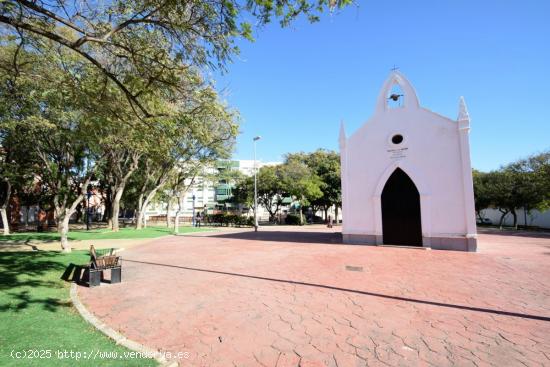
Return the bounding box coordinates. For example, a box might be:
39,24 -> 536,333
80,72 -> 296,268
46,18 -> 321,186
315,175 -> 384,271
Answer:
24,206 -> 29,230
324,207 -> 328,222
136,202 -> 148,230
110,154 -> 139,230
1,181 -> 11,235
0,208 -> 9,235
136,190 -> 158,230
299,196 -> 304,225
75,205 -> 83,223
498,210 -> 509,229
104,186 -> 113,227
174,196 -> 183,235
272,209 -> 279,223
135,193 -> 145,229
111,186 -> 125,232
53,177 -> 89,252
511,209 -> 518,229
57,212 -> 71,253
136,211 -> 145,229
135,174 -> 170,230
166,197 -> 172,228
174,213 -> 180,234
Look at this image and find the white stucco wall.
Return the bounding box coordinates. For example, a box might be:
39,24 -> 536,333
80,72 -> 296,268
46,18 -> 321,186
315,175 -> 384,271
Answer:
340,71 -> 476,247
481,208 -> 550,229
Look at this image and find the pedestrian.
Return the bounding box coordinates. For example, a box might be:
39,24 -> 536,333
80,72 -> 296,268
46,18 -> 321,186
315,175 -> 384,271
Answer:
327,215 -> 333,228
196,212 -> 202,227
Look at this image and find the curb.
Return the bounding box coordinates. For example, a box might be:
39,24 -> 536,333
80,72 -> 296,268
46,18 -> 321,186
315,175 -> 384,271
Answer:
70,283 -> 179,367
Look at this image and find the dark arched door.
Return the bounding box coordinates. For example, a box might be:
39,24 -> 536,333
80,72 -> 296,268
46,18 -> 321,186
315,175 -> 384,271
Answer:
381,168 -> 422,246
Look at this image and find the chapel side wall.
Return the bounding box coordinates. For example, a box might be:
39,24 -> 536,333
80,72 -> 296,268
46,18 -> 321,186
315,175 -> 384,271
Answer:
411,110 -> 468,236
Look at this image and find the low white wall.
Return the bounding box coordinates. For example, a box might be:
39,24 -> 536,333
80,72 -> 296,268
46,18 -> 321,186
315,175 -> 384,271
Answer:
481,208 -> 550,229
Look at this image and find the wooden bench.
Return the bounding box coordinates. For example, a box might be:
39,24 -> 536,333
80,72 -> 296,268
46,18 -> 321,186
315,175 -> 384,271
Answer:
85,245 -> 122,287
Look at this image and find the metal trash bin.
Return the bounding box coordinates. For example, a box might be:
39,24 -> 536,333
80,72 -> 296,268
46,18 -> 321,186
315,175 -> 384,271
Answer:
111,267 -> 122,284
85,268 -> 102,287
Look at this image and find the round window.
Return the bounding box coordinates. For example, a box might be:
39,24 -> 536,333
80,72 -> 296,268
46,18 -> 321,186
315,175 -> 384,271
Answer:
391,134 -> 404,145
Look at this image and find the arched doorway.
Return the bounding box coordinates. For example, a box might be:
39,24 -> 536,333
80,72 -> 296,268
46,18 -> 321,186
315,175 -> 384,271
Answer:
381,168 -> 422,246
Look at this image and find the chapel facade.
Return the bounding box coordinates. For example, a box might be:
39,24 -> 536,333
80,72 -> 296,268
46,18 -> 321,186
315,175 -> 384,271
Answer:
339,71 -> 477,251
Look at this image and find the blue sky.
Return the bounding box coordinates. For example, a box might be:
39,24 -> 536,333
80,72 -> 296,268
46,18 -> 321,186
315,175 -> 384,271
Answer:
214,0 -> 549,172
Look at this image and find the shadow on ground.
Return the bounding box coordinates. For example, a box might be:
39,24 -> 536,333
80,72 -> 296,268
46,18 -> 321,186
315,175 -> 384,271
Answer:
477,227 -> 550,239
0,251 -> 81,312
206,228 -> 550,244
199,227 -> 550,246
202,230 -> 343,244
0,234 -> 60,245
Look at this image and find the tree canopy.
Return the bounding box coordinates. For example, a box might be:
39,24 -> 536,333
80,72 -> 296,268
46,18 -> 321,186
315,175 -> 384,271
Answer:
473,151 -> 550,228
231,149 -> 339,224
0,34 -> 237,249
1,0 -> 352,118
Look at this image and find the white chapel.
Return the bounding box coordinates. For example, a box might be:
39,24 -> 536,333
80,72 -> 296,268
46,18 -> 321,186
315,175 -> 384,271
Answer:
339,71 -> 477,251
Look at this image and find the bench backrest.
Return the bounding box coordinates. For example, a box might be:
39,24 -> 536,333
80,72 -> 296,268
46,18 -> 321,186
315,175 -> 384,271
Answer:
89,245 -> 120,269
90,245 -> 98,263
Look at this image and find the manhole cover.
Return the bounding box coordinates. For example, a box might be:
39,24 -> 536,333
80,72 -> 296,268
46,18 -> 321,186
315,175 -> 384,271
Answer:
345,265 -> 363,272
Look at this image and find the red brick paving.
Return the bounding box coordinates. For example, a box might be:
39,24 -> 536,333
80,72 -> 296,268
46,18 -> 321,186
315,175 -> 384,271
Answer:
78,227 -> 550,366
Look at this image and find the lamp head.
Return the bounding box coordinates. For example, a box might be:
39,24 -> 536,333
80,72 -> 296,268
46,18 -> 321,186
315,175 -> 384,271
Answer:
253,136 -> 261,141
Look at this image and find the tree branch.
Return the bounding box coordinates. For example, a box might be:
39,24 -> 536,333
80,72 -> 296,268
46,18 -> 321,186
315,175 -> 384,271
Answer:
0,15 -> 163,119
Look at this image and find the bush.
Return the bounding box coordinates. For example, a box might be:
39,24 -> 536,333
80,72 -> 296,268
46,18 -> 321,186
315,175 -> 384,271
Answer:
204,213 -> 253,227
246,217 -> 255,227
285,214 -> 304,225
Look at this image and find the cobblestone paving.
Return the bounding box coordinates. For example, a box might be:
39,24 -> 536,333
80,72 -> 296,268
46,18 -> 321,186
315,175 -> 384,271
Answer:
78,227 -> 550,366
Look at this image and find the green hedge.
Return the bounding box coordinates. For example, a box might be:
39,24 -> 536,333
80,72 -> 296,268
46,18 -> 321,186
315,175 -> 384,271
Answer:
204,213 -> 254,227
285,214 -> 304,225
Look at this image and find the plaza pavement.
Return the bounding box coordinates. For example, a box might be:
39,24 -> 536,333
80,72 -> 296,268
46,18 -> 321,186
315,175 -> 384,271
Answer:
77,226 -> 550,366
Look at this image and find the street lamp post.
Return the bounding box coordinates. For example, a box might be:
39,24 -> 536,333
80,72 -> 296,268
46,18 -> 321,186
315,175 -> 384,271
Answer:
192,193 -> 196,227
86,188 -> 92,231
253,136 -> 261,232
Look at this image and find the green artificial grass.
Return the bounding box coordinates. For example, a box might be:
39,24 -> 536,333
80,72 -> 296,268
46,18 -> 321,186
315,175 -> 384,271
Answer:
0,226 -> 210,244
0,250 -> 158,366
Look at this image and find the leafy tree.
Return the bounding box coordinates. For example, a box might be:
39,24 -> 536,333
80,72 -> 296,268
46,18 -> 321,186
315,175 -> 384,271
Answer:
505,151 -> 550,226
255,165 -> 286,222
231,164 -> 308,223
290,149 -> 341,220
0,38 -> 91,242
473,151 -> 550,229
0,126 -> 36,234
94,116 -> 156,231
171,164 -> 204,234
280,155 -> 322,225
131,87 -> 238,229
212,162 -> 247,186
472,169 -> 492,221
231,151 -> 339,224
0,39 -> 40,234
0,0 -> 351,118
231,176 -> 254,212
23,100 -> 96,251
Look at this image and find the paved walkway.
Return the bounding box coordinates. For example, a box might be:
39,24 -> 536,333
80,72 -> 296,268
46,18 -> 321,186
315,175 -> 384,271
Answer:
78,227 -> 550,366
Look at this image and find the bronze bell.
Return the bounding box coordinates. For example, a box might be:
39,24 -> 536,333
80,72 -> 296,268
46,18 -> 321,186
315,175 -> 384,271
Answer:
389,94 -> 402,101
